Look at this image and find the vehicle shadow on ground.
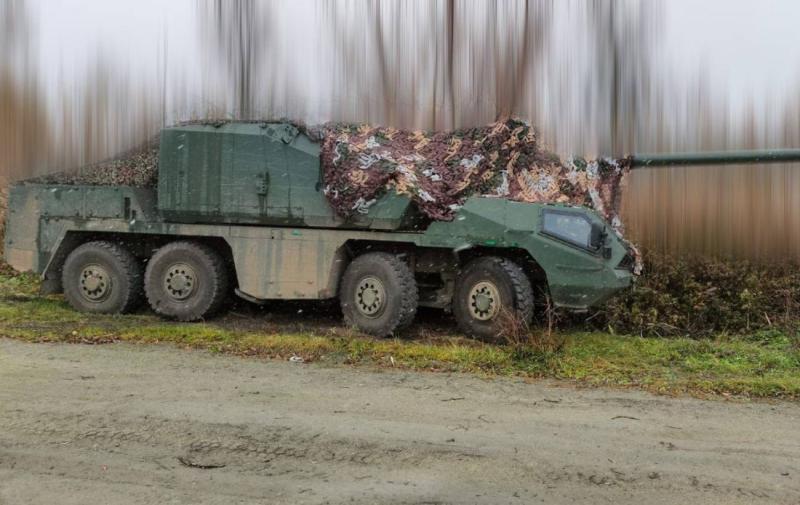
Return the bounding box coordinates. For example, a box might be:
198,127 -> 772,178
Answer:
214,298 -> 461,340
0,288 -> 467,342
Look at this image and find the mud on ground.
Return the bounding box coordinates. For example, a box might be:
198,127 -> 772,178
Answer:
0,339 -> 798,505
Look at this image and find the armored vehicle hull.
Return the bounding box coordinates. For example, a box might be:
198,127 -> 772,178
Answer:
5,181 -> 633,337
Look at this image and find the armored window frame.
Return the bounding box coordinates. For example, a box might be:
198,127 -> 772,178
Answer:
539,208 -> 599,254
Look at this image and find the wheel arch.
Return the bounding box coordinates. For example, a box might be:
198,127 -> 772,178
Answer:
455,246 -> 549,298
42,231 -> 238,294
331,239 -> 419,297
332,240 -> 548,310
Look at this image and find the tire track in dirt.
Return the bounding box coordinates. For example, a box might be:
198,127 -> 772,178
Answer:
1,339 -> 798,505
1,409 -> 483,473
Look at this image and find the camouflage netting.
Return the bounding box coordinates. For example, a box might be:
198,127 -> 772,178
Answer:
320,119 -> 631,229
28,138 -> 160,188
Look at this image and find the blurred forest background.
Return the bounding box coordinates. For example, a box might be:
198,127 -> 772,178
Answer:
2,0 -> 800,259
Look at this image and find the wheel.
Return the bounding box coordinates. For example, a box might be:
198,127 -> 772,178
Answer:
62,241 -> 143,314
340,252 -> 418,337
453,257 -> 534,340
144,241 -> 229,321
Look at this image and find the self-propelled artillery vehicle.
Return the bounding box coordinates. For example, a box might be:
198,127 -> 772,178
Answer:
6,122 -> 796,337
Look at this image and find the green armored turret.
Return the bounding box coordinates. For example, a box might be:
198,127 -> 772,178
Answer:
157,122 -> 419,230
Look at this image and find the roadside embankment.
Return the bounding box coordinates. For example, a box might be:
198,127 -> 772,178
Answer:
1,268 -> 797,399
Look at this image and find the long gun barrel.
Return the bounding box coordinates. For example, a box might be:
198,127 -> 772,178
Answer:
631,149 -> 800,168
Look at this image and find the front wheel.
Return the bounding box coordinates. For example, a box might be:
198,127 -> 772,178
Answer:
340,252 -> 418,337
453,257 -> 534,340
144,241 -> 229,321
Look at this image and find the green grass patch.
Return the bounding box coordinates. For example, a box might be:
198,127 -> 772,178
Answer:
1,268 -> 798,399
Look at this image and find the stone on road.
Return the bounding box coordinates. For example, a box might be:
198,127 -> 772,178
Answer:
0,339 -> 797,504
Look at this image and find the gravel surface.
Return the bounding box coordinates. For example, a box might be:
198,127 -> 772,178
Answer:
0,339 -> 798,505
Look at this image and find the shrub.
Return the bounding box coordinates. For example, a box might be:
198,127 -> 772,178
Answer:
497,307 -> 566,359
596,252 -> 800,337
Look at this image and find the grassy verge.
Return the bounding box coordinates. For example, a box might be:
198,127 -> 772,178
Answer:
1,268 -> 798,399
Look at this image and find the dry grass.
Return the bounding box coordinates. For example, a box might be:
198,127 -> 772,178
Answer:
1,262 -> 799,399
496,307 -> 566,356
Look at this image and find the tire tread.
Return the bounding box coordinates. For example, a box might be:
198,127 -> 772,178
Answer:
144,241 -> 229,321
62,240 -> 143,314
453,256 -> 534,338
341,252 -> 418,336
497,257 -> 535,323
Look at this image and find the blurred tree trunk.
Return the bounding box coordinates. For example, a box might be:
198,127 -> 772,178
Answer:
587,0 -> 658,156
0,0 -> 49,181
200,0 -> 269,120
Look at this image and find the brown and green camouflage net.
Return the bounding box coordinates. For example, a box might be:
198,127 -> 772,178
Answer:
29,140 -> 160,188
320,119 -> 631,230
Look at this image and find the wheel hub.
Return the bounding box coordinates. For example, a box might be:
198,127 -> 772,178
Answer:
355,276 -> 386,318
79,265 -> 112,302
164,263 -> 197,301
469,281 -> 500,321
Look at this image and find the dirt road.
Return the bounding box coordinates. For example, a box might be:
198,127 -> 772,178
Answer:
0,339 -> 798,504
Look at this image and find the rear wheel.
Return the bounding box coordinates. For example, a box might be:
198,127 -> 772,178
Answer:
145,241 -> 229,321
62,241 -> 143,314
340,252 -> 418,337
453,257 -> 534,340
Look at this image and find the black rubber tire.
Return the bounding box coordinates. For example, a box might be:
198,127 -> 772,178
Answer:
62,241 -> 143,314
453,257 -> 534,340
340,252 -> 418,337
144,241 -> 229,321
